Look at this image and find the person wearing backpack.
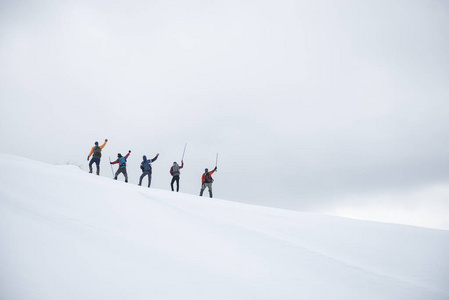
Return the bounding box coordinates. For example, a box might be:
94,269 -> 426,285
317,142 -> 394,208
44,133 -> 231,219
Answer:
200,166 -> 217,198
138,153 -> 159,188
111,151 -> 131,182
170,160 -> 184,192
87,139 -> 108,175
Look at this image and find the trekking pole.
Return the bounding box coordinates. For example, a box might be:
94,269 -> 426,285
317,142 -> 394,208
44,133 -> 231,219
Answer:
181,143 -> 187,161
215,153 -> 218,171
108,157 -> 114,177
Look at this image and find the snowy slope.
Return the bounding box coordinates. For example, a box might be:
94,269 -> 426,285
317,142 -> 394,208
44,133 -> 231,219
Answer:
0,153 -> 448,300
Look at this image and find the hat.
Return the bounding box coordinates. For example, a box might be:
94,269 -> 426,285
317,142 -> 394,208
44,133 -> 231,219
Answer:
117,153 -> 122,158
95,141 -> 99,145
205,168 -> 208,172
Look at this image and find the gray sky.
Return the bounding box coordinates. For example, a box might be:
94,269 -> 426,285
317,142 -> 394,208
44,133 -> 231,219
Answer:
1,0 -> 449,228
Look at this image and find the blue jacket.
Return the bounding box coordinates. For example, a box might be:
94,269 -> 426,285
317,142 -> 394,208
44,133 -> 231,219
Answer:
141,154 -> 158,172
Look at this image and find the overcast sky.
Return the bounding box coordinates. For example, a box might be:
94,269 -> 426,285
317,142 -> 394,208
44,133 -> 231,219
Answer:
1,0 -> 449,229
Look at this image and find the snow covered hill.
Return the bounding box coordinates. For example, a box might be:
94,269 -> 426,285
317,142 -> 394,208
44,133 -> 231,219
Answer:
1,153 -> 448,300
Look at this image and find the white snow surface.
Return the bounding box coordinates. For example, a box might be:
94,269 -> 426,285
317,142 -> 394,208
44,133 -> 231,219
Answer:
1,153 -> 448,300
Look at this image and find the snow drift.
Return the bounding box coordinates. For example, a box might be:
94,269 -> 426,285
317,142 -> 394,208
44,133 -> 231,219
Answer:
0,153 -> 448,300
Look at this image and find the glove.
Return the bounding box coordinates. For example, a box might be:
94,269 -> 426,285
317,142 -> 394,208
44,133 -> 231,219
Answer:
157,153 -> 159,156
105,139 -> 108,142
129,150 -> 131,153
110,162 -> 113,165
87,156 -> 89,161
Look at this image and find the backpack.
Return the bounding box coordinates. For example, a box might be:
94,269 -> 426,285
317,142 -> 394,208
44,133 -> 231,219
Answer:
142,159 -> 152,172
204,172 -> 213,183
119,157 -> 126,168
172,164 -> 180,176
93,146 -> 102,158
